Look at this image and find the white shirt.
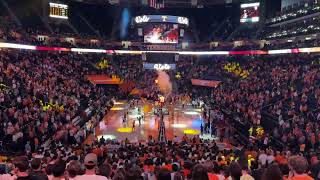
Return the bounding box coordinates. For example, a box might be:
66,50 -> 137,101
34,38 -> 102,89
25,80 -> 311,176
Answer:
0,174 -> 15,180
218,175 -> 232,180
74,175 -> 108,180
267,155 -> 275,164
258,153 -> 268,166
240,174 -> 254,180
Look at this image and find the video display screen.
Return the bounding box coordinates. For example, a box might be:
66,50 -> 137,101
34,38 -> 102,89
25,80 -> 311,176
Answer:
240,2 -> 260,23
49,2 -> 68,19
144,24 -> 179,44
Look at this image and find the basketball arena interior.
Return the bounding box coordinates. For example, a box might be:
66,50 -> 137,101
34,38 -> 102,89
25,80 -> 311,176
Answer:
0,0 -> 320,180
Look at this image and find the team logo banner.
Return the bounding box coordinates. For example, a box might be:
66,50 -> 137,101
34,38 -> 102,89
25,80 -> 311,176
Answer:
143,63 -> 176,70
134,15 -> 189,26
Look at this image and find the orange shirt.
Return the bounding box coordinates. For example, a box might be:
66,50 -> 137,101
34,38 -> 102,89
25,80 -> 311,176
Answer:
34,137 -> 39,147
183,169 -> 191,178
143,165 -> 155,173
208,173 -> 219,180
275,155 -> 286,164
311,134 -> 316,145
288,175 -> 314,180
163,164 -> 172,172
299,144 -> 306,152
92,148 -> 101,156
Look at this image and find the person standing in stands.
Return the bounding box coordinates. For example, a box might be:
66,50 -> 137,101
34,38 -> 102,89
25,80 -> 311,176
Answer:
132,120 -> 135,132
261,163 -> 283,180
229,162 -> 242,180
66,160 -> 81,180
310,156 -> 320,180
75,153 -> 108,180
138,116 -> 141,127
29,158 -> 48,180
240,165 -> 254,180
192,164 -> 209,180
200,123 -> 204,135
171,163 -> 180,180
288,155 -> 314,180
211,123 -> 215,137
51,160 -> 66,180
13,156 -> 32,180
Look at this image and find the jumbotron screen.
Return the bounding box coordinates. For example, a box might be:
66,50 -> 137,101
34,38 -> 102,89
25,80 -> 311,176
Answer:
240,2 -> 260,23
144,24 -> 179,44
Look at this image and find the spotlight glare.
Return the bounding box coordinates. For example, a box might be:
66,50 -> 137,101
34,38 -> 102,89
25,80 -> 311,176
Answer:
111,107 -> 124,111
114,102 -> 125,105
184,111 -> 199,115
172,124 -> 187,128
194,108 -> 202,112
97,134 -> 116,140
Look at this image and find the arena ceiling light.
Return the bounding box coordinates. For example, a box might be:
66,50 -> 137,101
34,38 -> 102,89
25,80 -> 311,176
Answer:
184,111 -> 200,115
171,124 -> 187,128
97,134 -> 116,140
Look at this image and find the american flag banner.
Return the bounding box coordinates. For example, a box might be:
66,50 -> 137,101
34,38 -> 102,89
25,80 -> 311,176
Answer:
149,0 -> 164,9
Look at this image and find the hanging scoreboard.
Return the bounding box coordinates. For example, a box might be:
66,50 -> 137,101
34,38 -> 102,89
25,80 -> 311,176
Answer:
49,2 -> 68,19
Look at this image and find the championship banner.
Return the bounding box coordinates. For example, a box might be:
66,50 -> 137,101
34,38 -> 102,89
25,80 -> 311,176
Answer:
191,79 -> 221,88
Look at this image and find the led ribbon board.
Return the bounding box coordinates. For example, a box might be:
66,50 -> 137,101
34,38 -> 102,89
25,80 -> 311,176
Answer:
134,15 -> 189,26
2,43 -> 320,55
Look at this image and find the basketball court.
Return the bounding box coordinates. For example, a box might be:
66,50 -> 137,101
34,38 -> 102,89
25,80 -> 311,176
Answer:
94,100 -> 215,143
